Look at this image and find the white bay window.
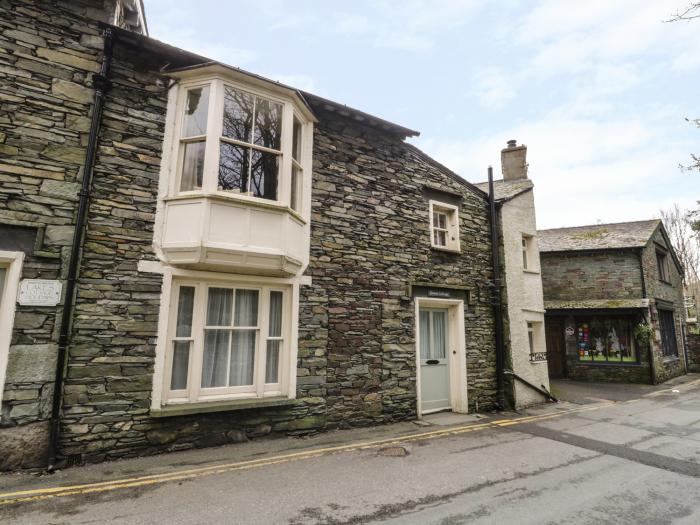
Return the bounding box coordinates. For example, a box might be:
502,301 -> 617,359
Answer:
165,279 -> 291,403
173,77 -> 310,208
156,66 -> 314,276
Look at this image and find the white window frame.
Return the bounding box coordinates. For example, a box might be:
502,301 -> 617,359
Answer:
525,318 -> 546,363
167,75 -> 313,215
429,200 -> 460,253
0,251 -> 24,411
160,273 -> 294,406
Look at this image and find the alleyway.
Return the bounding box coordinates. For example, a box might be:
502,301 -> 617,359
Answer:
2,375 -> 700,524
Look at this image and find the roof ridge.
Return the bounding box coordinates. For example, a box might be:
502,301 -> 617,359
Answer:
538,218 -> 660,232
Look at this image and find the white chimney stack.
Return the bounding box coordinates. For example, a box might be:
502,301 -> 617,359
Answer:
501,140 -> 528,181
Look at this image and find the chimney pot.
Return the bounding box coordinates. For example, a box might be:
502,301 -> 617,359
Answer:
507,139 -> 517,148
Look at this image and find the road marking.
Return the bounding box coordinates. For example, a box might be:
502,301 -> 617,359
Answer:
0,401 -> 617,506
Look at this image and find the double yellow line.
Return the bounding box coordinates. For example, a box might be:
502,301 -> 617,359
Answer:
0,402 -> 614,506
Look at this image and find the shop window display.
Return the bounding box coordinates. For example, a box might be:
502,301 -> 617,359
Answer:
576,316 -> 637,363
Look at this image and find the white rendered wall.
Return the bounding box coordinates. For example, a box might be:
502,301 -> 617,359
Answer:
501,189 -> 551,407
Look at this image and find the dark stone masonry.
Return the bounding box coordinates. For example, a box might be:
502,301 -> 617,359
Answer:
0,1 -> 501,469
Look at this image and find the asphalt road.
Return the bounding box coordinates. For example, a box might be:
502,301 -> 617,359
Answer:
2,375 -> 700,524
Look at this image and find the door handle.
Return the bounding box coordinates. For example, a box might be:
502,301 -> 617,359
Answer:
426,359 -> 439,365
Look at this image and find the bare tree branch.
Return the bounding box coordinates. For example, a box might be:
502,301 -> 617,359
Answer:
666,2 -> 700,22
660,204 -> 700,284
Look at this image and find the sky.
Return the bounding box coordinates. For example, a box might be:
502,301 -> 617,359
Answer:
145,0 -> 700,229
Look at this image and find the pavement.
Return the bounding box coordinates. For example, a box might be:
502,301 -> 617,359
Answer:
2,374 -> 700,524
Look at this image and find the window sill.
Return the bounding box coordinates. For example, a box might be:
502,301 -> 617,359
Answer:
523,269 -> 541,275
430,245 -> 461,254
164,192 -> 306,225
662,356 -> 680,363
151,396 -> 295,418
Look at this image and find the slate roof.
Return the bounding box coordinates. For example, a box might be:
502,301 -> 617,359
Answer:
474,179 -> 534,201
537,219 -> 661,252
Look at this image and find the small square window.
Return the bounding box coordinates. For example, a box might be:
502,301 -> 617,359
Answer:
429,201 -> 460,252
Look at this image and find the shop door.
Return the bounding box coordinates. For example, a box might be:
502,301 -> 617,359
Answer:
419,308 -> 451,413
546,317 -> 566,378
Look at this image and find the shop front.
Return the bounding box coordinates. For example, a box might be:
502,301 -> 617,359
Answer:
545,307 -> 652,383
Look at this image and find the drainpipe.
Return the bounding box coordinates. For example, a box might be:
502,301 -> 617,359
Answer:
488,166 -> 506,410
48,28 -> 114,471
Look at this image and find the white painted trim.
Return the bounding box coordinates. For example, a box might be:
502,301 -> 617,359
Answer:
150,268 -> 301,410
428,200 -> 461,253
0,250 -> 24,412
414,297 -> 468,417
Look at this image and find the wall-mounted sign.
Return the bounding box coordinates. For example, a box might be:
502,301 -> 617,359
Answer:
529,352 -> 548,363
565,325 -> 575,337
18,279 -> 62,306
427,290 -> 451,299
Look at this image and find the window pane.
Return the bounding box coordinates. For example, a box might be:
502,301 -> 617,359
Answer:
202,330 -> 230,388
230,330 -> 256,386
292,117 -> 302,161
250,149 -> 279,200
171,341 -> 190,390
266,340 -> 280,383
219,142 -> 250,192
269,291 -> 283,337
223,86 -> 254,142
291,166 -> 301,212
432,212 -> 439,228
180,141 -> 205,191
234,289 -> 259,326
438,213 -> 447,229
0,267 -> 5,300
175,286 -> 195,337
182,86 -> 210,138
254,97 -> 282,150
419,310 -> 430,359
206,288 -> 233,326
431,311 -> 447,359
434,230 -> 446,247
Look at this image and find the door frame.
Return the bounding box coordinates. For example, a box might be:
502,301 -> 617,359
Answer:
415,297 -> 468,417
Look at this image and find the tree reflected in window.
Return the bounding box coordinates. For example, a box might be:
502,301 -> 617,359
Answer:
219,86 -> 281,200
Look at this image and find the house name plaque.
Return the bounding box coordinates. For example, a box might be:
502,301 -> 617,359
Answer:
18,279 -> 62,306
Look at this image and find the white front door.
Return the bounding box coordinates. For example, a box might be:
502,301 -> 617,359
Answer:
419,308 -> 451,413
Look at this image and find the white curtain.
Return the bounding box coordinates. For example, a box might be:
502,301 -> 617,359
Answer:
171,286 -> 194,390
229,290 -> 259,386
171,341 -> 190,390
419,310 -> 430,360
431,311 -> 447,359
201,288 -> 233,388
265,291 -> 283,383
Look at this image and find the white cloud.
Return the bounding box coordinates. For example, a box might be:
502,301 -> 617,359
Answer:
471,67 -> 517,109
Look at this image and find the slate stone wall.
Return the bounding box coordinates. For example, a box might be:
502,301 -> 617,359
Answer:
687,333 -> 700,373
1,1 -> 499,469
0,0 -> 112,470
641,227 -> 687,382
540,250 -> 643,302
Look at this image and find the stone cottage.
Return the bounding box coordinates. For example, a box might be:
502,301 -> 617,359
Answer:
539,220 -> 687,384
0,0 -> 536,470
475,141 -> 551,407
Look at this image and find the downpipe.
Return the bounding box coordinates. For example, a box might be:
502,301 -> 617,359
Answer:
488,166 -> 506,410
47,28 -> 114,472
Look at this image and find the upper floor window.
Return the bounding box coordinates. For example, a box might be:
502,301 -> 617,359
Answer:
429,200 -> 460,252
656,251 -> 669,282
172,75 -> 312,213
